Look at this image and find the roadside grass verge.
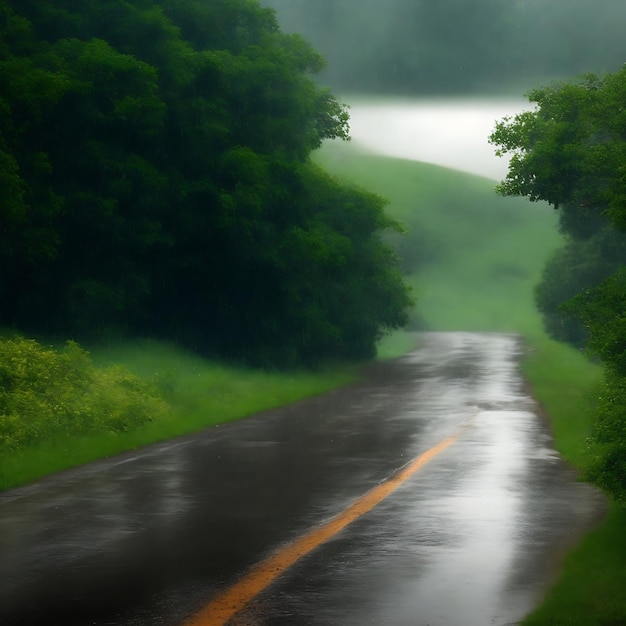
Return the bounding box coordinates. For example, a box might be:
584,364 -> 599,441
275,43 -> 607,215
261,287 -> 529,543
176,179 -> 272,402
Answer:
520,336 -> 626,626
521,336 -> 602,467
90,339 -> 359,433
0,338 -> 358,491
521,503 -> 626,626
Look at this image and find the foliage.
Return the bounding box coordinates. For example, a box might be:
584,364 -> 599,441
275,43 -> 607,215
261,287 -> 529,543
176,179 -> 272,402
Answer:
491,70 -> 626,230
0,0 -> 411,366
0,336 -> 170,451
568,269 -> 626,375
535,227 -> 626,348
490,67 -> 626,503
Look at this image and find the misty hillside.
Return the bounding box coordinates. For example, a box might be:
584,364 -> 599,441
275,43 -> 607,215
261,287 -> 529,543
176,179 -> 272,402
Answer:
316,140 -> 562,335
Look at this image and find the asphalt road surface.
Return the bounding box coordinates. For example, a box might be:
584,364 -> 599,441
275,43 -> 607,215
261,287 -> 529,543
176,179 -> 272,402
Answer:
0,332 -> 605,626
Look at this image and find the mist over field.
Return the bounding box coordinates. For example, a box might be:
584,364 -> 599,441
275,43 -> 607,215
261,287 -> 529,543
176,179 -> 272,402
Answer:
262,0 -> 626,94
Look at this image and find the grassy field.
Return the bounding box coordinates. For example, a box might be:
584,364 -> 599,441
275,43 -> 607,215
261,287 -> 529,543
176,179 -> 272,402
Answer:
317,140 -> 621,625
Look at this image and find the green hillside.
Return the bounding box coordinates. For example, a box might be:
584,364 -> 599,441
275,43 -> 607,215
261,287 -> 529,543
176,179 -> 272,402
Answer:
317,140 -> 562,339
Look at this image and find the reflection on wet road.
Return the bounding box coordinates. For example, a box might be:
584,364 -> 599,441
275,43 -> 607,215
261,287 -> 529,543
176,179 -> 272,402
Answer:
0,333 -> 604,625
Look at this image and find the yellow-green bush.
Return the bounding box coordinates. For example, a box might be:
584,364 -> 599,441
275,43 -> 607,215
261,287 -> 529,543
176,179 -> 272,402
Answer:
0,337 -> 171,450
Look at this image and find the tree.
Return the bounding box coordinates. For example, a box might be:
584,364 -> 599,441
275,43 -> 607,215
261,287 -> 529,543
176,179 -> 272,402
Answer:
490,67 -> 626,501
490,69 -> 626,350
1,0 -> 411,366
534,227 -> 626,348
491,69 -> 626,231
0,2 -> 71,324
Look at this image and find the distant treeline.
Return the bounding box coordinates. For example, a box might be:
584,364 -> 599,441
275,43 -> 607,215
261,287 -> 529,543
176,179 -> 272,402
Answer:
262,0 -> 626,94
0,0 -> 412,367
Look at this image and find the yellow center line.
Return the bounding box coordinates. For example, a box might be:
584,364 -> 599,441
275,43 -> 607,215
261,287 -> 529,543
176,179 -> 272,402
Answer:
183,424 -> 470,626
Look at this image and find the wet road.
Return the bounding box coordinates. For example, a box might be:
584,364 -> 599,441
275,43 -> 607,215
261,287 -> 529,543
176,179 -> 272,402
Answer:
0,333 -> 604,625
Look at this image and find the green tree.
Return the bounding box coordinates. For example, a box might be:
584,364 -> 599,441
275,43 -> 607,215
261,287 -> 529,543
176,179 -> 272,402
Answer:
491,70 -> 626,231
534,227 -> 626,348
2,0 -> 410,366
0,2 -> 71,324
490,67 -> 626,501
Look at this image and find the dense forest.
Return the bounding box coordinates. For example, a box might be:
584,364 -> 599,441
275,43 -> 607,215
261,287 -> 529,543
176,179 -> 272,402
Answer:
262,0 -> 626,94
0,0 -> 412,367
490,67 -> 626,502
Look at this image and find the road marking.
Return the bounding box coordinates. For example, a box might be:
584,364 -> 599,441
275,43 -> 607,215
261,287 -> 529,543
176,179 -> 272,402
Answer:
183,431 -> 464,626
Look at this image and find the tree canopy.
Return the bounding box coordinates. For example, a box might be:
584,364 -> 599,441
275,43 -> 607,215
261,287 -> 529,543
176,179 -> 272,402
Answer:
490,67 -> 626,502
0,0 -> 412,367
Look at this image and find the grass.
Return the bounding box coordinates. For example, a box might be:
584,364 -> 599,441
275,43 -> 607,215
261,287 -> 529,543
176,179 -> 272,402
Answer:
90,339 -> 361,432
522,336 -> 603,466
0,339 -> 359,491
522,504 -> 626,626
317,139 -> 561,334
375,329 -> 420,360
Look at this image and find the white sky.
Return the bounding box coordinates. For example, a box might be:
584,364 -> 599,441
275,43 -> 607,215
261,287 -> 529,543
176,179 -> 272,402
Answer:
346,98 -> 533,181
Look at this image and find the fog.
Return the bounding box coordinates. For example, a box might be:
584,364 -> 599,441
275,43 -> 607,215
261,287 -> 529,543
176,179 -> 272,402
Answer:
345,98 -> 530,180
262,0 -> 626,95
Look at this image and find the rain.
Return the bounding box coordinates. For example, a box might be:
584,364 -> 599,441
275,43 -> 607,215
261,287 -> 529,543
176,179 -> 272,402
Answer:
2,1 -> 625,624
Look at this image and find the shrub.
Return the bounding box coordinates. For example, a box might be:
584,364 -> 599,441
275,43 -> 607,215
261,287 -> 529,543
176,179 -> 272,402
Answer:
585,369 -> 626,504
0,336 -> 171,450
